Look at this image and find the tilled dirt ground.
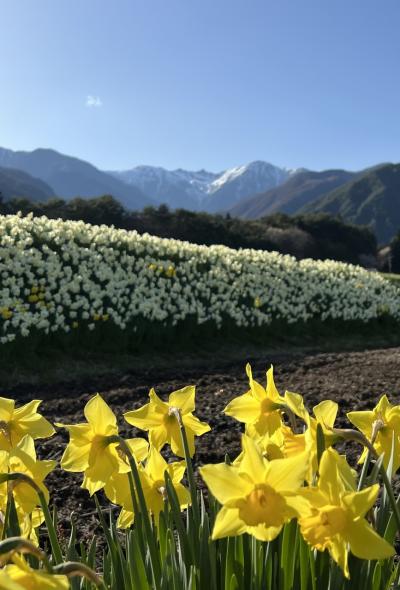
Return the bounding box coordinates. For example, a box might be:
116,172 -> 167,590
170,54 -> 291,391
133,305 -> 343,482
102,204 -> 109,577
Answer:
3,346 -> 400,545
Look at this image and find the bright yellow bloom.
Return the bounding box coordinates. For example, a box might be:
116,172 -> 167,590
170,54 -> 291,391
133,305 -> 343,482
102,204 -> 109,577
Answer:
297,448 -> 394,578
200,435 -> 308,541
0,555 -> 69,589
223,364 -> 285,437
58,394 -> 148,495
105,446 -> 190,528
124,386 -> 210,457
0,398 -> 54,451
347,394 -> 400,471
284,392 -> 338,480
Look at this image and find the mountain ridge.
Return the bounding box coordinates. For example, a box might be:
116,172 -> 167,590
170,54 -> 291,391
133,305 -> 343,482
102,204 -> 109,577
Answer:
299,163 -> 400,243
0,166 -> 56,202
230,169 -> 356,219
0,147 -> 152,210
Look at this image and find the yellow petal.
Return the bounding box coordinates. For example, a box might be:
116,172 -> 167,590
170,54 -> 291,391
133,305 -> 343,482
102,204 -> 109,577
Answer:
224,392 -> 261,423
125,438 -> 149,462
284,391 -> 309,424
169,420 -> 187,457
342,484 -> 379,518
12,400 -> 55,440
117,508 -> 135,529
200,463 -> 251,504
345,520 -> 394,561
238,435 -> 268,484
84,446 -> 119,494
124,399 -> 166,430
376,394 -> 391,416
318,448 -> 346,502
146,446 -> 168,482
148,424 -> 168,451
182,414 -> 210,436
169,461 -> 186,485
266,366 -> 282,403
212,506 -> 247,539
168,386 -> 195,414
84,394 -> 117,436
346,410 -> 374,437
0,397 -> 14,421
330,536 -> 349,579
246,363 -> 267,402
313,400 -> 338,429
266,452 -> 309,492
247,523 -> 282,542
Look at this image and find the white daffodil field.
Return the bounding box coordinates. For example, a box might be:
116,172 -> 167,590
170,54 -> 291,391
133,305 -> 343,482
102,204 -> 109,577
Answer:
1,213 -> 399,352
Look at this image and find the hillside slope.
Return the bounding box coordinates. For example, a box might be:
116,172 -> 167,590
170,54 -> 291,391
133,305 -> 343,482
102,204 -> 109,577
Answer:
301,164 -> 400,243
0,167 -> 55,202
230,169 -> 354,218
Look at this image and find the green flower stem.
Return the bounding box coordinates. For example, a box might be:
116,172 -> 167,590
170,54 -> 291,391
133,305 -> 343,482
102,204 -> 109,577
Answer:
107,435 -> 161,588
38,489 -> 64,565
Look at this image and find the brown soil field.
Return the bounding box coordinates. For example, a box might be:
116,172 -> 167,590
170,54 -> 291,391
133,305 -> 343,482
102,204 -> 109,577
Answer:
2,346 -> 400,545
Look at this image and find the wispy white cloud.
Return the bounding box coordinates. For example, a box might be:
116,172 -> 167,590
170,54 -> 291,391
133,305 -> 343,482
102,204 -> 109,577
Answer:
86,95 -> 103,108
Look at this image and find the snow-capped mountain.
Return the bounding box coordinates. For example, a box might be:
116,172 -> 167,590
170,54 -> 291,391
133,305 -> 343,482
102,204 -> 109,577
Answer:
111,161 -> 302,212
111,166 -> 220,210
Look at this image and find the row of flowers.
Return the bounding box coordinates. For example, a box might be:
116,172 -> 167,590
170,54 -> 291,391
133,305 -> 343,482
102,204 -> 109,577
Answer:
0,365 -> 399,587
1,212 -> 399,345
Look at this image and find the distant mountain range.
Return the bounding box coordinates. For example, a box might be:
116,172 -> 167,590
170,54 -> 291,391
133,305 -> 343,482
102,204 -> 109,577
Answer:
110,161 -> 301,212
0,146 -> 399,242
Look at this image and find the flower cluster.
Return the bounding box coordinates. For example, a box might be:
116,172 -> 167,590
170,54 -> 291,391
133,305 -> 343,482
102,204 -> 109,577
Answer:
1,365 -> 400,586
1,213 -> 399,345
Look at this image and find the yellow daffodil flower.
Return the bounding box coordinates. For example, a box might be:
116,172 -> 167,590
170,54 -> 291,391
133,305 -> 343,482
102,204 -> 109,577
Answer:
223,364 -> 285,437
58,394 -> 148,495
124,386 -> 210,457
200,435 -> 308,541
253,424 -> 307,462
105,446 -> 190,528
297,448 -> 394,578
0,398 -> 54,451
0,555 -> 69,589
347,394 -> 400,471
284,392 -> 338,480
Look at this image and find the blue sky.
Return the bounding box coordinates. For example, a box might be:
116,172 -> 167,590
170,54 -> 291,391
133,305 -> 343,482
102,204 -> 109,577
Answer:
1,0 -> 400,172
